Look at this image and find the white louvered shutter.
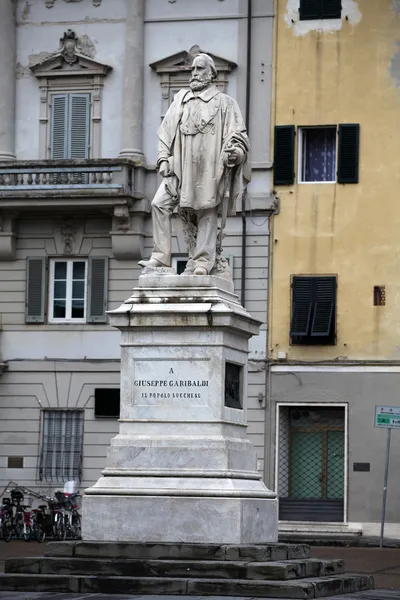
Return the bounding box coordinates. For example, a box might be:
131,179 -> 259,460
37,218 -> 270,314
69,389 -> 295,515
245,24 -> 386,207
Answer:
50,95 -> 68,159
68,94 -> 90,159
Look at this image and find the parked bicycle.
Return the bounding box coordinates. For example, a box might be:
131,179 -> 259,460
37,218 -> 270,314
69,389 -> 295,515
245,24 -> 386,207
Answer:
0,481 -> 82,542
53,491 -> 81,540
0,489 -> 32,542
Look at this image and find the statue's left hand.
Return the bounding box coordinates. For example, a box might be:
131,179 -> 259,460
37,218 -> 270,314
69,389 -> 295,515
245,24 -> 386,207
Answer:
223,146 -> 243,167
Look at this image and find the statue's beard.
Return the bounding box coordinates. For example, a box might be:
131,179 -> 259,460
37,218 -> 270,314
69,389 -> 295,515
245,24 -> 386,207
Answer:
190,77 -> 212,91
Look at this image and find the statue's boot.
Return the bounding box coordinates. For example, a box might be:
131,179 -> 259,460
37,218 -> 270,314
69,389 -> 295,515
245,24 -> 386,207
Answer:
194,266 -> 208,275
138,257 -> 168,268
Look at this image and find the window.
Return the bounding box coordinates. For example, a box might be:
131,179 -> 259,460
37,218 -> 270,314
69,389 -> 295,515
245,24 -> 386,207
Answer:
25,256 -> 109,324
299,0 -> 342,20
39,410 -> 84,483
49,259 -> 87,323
51,93 -> 91,160
299,127 -> 336,183
290,276 -> 337,345
94,388 -> 120,418
274,124 -> 359,186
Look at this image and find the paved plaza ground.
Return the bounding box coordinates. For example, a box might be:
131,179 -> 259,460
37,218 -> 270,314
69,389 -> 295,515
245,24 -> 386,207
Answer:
0,541 -> 399,599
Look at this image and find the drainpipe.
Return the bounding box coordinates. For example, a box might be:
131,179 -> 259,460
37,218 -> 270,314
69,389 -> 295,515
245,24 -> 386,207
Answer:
241,0 -> 252,307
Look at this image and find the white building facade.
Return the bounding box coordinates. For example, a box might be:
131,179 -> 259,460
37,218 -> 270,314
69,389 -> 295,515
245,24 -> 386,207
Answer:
0,0 -> 276,497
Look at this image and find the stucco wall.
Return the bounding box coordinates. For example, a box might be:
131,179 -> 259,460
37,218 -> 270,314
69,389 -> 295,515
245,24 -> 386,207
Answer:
270,368 -> 400,526
271,0 -> 400,360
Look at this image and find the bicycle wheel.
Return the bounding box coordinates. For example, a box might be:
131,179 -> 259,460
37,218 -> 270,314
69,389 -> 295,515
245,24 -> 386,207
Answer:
55,515 -> 66,541
23,524 -> 31,542
35,524 -> 46,543
14,523 -> 23,540
2,520 -> 12,542
71,513 -> 81,540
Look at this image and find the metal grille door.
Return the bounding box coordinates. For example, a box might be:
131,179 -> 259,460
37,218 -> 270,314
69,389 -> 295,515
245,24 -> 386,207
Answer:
278,406 -> 345,522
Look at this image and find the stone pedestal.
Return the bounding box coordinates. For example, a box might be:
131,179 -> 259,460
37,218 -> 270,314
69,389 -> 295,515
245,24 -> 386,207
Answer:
83,275 -> 278,543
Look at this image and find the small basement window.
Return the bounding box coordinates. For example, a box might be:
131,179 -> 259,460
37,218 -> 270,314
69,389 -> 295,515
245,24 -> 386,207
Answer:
8,457 -> 24,469
94,388 -> 120,418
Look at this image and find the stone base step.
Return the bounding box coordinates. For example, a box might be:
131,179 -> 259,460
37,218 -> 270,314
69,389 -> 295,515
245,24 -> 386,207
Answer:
44,541 -> 311,562
5,556 -> 345,580
0,573 -> 374,598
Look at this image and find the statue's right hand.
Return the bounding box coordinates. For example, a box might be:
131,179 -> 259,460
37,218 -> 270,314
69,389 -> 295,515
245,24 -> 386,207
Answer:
158,160 -> 171,177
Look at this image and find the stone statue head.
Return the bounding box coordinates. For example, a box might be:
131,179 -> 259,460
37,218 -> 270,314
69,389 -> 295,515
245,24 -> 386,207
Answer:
190,53 -> 217,91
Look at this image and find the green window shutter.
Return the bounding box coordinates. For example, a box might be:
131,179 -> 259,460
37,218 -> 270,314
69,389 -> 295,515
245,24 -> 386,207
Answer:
25,257 -> 47,323
322,0 -> 342,18
337,124 -> 360,184
299,0 -> 322,20
87,257 -> 108,323
311,277 -> 336,336
50,95 -> 68,159
274,125 -> 295,186
68,94 -> 90,159
290,277 -> 313,336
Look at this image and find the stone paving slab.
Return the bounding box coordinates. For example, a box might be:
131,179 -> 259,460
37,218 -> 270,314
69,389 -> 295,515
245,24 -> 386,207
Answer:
0,591 -> 398,599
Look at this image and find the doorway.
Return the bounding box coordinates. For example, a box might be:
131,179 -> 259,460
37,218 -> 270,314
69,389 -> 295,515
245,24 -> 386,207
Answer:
277,405 -> 346,522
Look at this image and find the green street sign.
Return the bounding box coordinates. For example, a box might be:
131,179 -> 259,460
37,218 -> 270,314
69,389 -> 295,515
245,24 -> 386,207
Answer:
375,405 -> 400,429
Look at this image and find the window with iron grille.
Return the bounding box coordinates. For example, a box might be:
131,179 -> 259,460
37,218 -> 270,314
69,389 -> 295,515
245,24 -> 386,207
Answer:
39,410 -> 84,483
299,0 -> 342,20
290,276 -> 337,345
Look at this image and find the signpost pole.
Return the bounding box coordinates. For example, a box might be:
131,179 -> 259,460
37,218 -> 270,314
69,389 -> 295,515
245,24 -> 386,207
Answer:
379,427 -> 392,549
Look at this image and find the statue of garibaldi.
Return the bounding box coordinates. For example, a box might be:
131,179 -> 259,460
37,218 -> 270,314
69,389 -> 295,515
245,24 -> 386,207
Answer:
139,53 -> 250,276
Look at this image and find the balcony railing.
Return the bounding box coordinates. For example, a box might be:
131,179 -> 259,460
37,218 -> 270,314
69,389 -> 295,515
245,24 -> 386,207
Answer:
0,158 -> 137,195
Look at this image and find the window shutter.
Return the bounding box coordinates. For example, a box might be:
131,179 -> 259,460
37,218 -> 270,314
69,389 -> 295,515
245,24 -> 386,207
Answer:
68,94 -> 90,159
25,258 -> 47,323
322,0 -> 342,18
337,124 -> 360,184
290,277 -> 313,336
299,0 -> 321,20
51,95 -> 68,160
87,257 -> 108,323
274,125 -> 295,186
311,277 -> 336,336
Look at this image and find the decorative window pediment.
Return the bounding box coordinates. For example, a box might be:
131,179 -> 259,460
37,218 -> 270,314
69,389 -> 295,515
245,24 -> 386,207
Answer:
30,29 -> 111,78
150,45 -> 236,118
31,30 -> 112,159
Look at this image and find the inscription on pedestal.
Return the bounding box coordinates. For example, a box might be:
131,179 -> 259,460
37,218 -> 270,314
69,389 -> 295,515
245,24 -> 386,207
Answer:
133,360 -> 209,405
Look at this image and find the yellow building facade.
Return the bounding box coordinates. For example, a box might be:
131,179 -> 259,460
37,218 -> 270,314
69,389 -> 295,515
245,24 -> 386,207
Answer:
269,0 -> 400,537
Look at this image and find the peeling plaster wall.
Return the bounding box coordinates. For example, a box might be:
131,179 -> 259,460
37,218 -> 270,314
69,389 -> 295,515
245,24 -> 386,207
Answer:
284,0 -> 361,35
391,0 -> 400,16
272,0 -> 400,361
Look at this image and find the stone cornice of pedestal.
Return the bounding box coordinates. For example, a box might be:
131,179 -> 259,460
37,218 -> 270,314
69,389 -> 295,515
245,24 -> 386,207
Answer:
108,277 -> 261,338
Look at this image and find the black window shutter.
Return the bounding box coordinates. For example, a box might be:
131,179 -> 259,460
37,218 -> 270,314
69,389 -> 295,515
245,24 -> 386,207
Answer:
311,277 -> 336,336
290,277 -> 313,336
337,124 -> 360,184
25,257 -> 47,323
274,125 -> 295,186
87,257 -> 108,323
300,0 -> 321,20
322,0 -> 342,18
